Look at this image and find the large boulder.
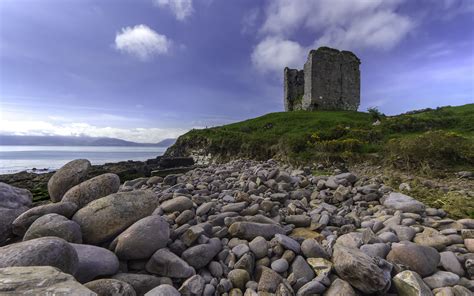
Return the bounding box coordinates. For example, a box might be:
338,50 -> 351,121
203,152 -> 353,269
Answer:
0,237 -> 78,274
84,279 -> 136,296
228,222 -> 286,240
0,266 -> 96,295
72,191 -> 158,244
71,243 -> 119,283
112,273 -> 173,296
12,201 -> 78,236
111,216 -> 169,260
146,248 -> 195,278
333,245 -> 391,294
386,242 -> 440,277
62,173 -> 120,208
0,182 -> 32,244
48,159 -> 91,202
23,213 -> 82,243
382,192 -> 426,213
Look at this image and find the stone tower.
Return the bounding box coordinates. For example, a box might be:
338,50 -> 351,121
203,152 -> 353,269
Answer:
284,47 -> 360,111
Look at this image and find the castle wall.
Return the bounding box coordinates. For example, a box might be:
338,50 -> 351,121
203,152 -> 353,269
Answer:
283,67 -> 305,111
284,47 -> 360,112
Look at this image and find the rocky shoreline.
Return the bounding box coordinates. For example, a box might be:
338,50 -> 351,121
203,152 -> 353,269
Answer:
0,156 -> 195,203
0,158 -> 473,295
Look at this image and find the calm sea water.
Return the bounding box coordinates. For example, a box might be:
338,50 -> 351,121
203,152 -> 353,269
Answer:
0,146 -> 166,175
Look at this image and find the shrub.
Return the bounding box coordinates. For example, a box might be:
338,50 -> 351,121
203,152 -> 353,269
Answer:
367,107 -> 385,121
386,130 -> 474,169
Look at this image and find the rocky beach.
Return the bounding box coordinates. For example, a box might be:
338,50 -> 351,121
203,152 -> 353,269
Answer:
1,158 -> 473,295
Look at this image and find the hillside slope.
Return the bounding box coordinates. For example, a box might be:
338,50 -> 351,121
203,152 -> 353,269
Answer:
165,104 -> 474,171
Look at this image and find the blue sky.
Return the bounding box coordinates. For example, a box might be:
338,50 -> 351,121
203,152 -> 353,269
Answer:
0,0 -> 473,143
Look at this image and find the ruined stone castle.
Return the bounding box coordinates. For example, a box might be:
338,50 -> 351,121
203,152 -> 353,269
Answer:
284,47 -> 361,111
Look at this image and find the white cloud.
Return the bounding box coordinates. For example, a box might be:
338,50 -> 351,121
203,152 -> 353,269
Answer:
252,0 -> 415,73
241,7 -> 260,34
115,25 -> 171,61
0,120 -> 187,143
153,0 -> 193,21
251,37 -> 307,73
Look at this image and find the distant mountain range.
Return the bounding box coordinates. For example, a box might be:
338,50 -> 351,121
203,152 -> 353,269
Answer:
0,135 -> 176,147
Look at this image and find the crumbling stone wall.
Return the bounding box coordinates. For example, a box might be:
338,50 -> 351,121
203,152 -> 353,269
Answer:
284,47 -> 360,111
283,68 -> 304,111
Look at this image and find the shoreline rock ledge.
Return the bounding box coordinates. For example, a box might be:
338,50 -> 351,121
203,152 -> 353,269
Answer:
0,158 -> 473,295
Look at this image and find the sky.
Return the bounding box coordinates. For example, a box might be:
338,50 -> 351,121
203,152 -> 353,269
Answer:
0,0 -> 473,143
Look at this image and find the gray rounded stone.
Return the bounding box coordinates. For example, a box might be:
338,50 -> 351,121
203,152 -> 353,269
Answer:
146,248 -> 195,278
160,196 -> 193,213
229,222 -> 285,240
72,191 -> 158,244
23,213 -> 82,243
382,192 -> 425,213
48,159 -> 91,202
271,258 -> 289,273
423,271 -> 460,289
112,273 -> 173,296
145,284 -> 180,296
0,182 -> 32,244
181,238 -> 222,269
12,202 -> 78,236
62,173 -> 120,208
249,236 -> 268,259
71,243 -> 119,283
111,216 -> 169,260
85,279 -> 136,296
301,238 -> 329,259
387,242 -> 440,277
0,237 -> 78,275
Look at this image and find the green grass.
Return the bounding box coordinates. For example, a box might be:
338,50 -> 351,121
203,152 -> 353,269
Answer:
169,104 -> 474,170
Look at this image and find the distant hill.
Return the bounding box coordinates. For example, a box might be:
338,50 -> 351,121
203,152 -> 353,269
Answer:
0,135 -> 176,147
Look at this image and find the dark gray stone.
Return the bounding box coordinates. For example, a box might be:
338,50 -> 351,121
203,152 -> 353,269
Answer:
112,273 -> 172,296
71,243 -> 119,283
12,202 -> 77,236
23,213 -> 82,243
228,222 -> 285,240
181,238 -> 222,269
0,237 -> 78,274
112,216 -> 169,260
0,182 -> 32,244
146,248 -> 195,278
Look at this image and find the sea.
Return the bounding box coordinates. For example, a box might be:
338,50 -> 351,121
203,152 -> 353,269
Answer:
0,146 -> 166,175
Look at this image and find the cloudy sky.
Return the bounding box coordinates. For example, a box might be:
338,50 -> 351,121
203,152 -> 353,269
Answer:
0,0 -> 473,143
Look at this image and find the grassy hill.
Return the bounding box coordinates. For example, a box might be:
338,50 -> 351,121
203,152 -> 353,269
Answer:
165,104 -> 474,218
166,104 -> 474,172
